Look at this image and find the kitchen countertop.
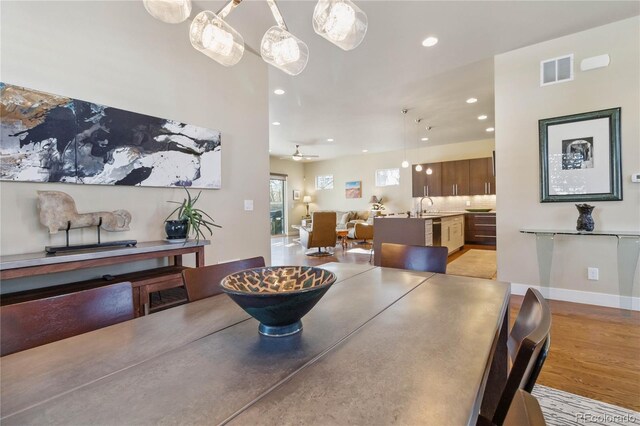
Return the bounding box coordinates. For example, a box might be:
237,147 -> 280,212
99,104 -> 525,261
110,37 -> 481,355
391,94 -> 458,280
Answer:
375,212 -> 467,220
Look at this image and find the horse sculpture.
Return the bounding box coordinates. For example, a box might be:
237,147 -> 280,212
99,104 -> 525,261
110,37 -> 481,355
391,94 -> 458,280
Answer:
37,190 -> 131,234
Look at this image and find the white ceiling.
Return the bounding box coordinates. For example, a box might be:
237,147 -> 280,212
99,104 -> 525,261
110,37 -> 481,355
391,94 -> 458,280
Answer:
195,1 -> 639,161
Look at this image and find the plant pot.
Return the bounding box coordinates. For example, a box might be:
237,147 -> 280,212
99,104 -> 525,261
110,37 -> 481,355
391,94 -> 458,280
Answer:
165,219 -> 189,239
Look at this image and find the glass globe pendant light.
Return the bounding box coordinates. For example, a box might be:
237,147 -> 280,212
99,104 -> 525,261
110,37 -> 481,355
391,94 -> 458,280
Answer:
190,9 -> 245,67
415,164 -> 423,172
261,27 -> 309,76
401,109 -> 409,168
144,0 -> 192,24
312,0 -> 367,50
261,0 -> 309,76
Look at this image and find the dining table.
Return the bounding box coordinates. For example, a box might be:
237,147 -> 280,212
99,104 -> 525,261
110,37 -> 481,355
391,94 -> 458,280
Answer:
0,262 -> 510,425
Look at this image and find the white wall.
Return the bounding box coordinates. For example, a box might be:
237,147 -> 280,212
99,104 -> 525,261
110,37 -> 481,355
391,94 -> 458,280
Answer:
495,17 -> 640,304
269,157 -> 306,235
302,139 -> 495,213
0,1 -> 270,288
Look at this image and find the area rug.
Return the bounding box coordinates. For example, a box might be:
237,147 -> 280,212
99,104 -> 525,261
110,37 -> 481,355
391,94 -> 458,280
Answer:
347,248 -> 373,255
446,249 -> 496,279
533,384 -> 639,425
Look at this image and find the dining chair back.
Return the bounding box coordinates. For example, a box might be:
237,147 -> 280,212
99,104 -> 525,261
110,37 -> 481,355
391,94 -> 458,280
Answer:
380,243 -> 448,273
1,281 -> 134,356
182,257 -> 266,302
491,288 -> 551,426
503,390 -> 547,426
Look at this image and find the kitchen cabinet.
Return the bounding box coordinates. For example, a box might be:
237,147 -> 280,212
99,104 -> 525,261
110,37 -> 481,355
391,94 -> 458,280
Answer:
441,215 -> 464,254
412,162 -> 442,197
465,213 -> 496,245
442,160 -> 470,196
469,157 -> 495,195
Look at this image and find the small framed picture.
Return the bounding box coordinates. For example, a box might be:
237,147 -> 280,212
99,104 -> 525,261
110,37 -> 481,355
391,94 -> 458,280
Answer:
292,190 -> 301,200
539,107 -> 622,202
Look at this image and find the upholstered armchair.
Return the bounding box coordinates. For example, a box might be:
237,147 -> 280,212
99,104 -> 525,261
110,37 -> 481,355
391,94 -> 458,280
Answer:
348,222 -> 374,244
299,212 -> 337,256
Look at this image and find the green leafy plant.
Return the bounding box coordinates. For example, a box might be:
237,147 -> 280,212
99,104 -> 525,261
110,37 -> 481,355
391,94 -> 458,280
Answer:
166,187 -> 221,241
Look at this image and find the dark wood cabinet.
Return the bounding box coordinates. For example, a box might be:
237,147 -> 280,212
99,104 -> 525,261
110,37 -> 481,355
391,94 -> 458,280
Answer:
469,157 -> 495,195
411,163 -> 442,197
465,213 -> 496,245
411,156 -> 494,197
442,160 -> 470,196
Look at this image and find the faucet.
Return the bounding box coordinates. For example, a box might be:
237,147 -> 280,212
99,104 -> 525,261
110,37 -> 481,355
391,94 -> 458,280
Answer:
418,197 -> 434,217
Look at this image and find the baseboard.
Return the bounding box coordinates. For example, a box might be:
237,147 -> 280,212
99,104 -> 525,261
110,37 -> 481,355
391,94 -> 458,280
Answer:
510,283 -> 640,311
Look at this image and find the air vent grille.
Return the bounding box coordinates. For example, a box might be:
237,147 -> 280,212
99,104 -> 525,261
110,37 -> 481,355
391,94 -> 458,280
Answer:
540,54 -> 573,86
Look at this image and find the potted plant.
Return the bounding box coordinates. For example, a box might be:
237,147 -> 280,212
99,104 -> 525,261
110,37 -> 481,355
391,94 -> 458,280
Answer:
165,187 -> 221,242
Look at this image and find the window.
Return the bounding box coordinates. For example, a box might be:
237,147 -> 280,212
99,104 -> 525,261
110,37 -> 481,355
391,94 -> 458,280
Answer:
315,175 -> 334,190
375,168 -> 400,187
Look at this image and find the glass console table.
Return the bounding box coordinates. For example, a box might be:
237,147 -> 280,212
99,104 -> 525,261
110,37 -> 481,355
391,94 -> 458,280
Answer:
520,229 -> 640,310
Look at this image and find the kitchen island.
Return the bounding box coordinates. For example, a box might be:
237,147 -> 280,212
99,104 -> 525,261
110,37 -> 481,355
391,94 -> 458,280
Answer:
372,213 -> 465,266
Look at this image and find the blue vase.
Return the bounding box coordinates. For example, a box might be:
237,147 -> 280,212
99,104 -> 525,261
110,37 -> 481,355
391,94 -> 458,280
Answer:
576,204 -> 595,232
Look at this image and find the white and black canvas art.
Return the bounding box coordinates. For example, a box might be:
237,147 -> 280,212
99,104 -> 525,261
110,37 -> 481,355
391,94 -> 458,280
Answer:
0,82 -> 221,189
562,137 -> 593,170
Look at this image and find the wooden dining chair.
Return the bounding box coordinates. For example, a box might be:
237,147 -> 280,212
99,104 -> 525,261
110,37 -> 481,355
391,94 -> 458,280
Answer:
182,257 -> 265,302
1,281 -> 134,356
480,288 -> 551,426
380,243 -> 448,273
503,390 -> 547,426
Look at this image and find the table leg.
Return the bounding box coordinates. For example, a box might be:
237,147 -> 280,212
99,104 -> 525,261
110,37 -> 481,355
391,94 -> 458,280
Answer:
480,304 -> 509,419
195,247 -> 205,267
174,255 -> 183,266
535,233 -> 555,299
617,236 -> 640,311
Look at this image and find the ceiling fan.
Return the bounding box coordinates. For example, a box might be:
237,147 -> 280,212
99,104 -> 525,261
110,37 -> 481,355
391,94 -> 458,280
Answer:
285,144 -> 319,161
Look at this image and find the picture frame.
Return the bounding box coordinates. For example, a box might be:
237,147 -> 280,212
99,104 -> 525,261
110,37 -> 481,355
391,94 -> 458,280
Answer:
292,190 -> 301,201
539,107 -> 622,202
345,181 -> 362,199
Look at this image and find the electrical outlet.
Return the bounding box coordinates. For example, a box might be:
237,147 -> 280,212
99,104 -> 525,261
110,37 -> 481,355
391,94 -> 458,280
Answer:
465,201 -> 471,206
244,200 -> 254,211
587,267 -> 599,281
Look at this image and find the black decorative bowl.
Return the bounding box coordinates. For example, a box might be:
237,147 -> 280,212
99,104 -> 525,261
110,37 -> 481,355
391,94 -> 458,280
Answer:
220,266 -> 337,337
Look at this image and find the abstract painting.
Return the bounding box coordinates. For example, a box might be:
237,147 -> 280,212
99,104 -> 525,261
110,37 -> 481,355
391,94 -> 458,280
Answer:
345,181 -> 362,199
0,82 -> 221,189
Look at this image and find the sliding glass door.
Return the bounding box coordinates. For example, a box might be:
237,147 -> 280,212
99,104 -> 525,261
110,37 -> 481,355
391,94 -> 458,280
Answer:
269,175 -> 286,236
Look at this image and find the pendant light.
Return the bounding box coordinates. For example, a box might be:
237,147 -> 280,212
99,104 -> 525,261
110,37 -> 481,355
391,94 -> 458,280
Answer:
261,0 -> 309,76
144,0 -> 192,24
414,118 -> 423,172
190,7 -> 245,67
145,0 -> 366,76
401,109 -> 409,168
312,0 -> 368,51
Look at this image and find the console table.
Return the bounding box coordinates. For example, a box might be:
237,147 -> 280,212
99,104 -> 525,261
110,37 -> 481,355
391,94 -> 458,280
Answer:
520,229 -> 639,310
0,240 -> 210,316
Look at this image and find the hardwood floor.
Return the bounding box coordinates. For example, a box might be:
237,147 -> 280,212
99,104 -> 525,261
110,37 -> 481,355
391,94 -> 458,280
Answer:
272,235 -> 640,411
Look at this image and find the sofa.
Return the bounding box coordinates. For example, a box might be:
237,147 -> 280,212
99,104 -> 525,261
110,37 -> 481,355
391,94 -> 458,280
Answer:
335,210 -> 372,230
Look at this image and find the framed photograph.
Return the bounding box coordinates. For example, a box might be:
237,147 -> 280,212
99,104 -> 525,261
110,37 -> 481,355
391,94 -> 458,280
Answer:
345,181 -> 362,199
539,108 -> 622,202
292,190 -> 300,201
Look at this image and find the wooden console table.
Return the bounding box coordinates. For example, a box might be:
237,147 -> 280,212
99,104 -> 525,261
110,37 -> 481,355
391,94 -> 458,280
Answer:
0,240 -> 210,316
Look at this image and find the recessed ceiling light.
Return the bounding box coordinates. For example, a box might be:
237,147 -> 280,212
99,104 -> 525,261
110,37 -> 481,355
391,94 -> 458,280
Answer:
486,127 -> 495,132
272,121 -> 280,126
273,89 -> 285,95
466,98 -> 478,104
421,36 -> 438,47
421,137 -> 429,141
362,149 -> 368,153
478,115 -> 487,120
327,138 -> 334,142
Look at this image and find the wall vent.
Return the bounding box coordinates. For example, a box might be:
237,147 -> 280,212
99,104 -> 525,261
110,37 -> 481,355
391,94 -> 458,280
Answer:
540,54 -> 573,86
